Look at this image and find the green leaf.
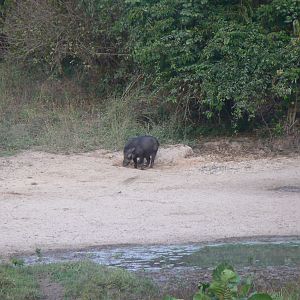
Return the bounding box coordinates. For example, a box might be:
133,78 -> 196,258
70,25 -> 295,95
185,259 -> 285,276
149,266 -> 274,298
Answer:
220,269 -> 238,283
212,263 -> 235,281
209,281 -> 227,297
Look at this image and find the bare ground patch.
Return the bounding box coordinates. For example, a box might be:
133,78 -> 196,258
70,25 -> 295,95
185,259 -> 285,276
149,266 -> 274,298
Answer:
38,276 -> 64,300
0,140 -> 299,256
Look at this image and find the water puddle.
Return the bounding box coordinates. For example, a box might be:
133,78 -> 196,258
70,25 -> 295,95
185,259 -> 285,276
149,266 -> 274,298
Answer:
21,238 -> 300,272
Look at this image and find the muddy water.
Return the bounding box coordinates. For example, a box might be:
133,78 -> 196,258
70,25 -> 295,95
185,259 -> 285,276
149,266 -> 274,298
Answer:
21,237 -> 300,270
12,237 -> 300,295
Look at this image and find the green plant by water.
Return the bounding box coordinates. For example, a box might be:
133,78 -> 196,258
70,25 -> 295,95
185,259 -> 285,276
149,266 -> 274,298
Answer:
165,263 -> 273,300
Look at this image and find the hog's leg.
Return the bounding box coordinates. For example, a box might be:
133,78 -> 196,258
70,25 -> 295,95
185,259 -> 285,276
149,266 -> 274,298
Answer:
145,156 -> 151,167
138,157 -> 144,166
139,156 -> 145,170
133,157 -> 138,168
150,151 -> 157,168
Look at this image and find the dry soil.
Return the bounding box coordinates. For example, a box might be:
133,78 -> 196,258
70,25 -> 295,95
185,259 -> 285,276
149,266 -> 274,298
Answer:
0,145 -> 299,256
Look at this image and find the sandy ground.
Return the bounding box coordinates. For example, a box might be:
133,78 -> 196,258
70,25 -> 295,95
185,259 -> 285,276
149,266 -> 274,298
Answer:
0,146 -> 299,256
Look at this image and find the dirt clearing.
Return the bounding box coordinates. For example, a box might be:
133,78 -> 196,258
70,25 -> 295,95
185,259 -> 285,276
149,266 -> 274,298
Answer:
0,143 -> 299,256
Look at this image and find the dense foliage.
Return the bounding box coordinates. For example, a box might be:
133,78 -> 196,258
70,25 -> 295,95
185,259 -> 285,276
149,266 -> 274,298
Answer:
1,0 -> 299,132
126,0 -> 300,129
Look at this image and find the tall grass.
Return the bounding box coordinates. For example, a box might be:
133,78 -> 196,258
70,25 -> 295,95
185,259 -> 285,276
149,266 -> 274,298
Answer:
0,64 -> 182,156
98,94 -> 184,149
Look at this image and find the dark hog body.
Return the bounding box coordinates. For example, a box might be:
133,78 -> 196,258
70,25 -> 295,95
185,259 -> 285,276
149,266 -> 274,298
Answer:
123,136 -> 159,169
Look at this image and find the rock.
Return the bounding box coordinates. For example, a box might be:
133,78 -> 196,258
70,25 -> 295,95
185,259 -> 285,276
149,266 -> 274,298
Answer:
156,144 -> 194,165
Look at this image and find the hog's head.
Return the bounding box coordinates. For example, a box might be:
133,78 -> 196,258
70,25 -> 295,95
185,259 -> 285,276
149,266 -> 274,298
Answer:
122,147 -> 135,167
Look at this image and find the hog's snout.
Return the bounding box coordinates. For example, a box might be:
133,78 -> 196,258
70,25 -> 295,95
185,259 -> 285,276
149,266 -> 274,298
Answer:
123,159 -> 130,167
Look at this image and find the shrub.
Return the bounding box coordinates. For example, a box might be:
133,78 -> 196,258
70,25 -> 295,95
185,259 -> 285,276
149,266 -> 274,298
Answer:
165,263 -> 273,300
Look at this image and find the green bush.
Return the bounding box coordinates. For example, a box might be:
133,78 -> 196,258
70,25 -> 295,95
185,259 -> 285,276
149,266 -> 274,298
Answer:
3,0 -> 129,95
127,0 -> 300,128
1,0 -> 300,133
165,263 -> 273,300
